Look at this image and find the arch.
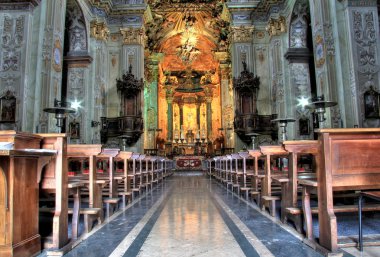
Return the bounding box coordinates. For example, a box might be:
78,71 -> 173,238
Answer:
289,0 -> 310,49
64,0 -> 88,55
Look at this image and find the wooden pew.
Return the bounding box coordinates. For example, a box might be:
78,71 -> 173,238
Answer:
37,133 -> 69,249
248,150 -> 263,205
115,151 -> 133,208
97,148 -> 121,217
302,128 -> 380,253
280,140 -> 318,232
66,144 -> 103,231
130,153 -> 141,198
0,131 -> 56,257
238,151 -> 253,200
259,145 -> 288,216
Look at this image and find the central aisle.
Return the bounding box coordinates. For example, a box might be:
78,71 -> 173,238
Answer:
59,172 -> 353,257
135,173 -> 245,257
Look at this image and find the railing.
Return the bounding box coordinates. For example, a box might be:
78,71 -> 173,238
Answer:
234,113 -> 278,143
100,115 -> 143,145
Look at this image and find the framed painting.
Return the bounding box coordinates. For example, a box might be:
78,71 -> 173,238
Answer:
69,120 -> 80,139
364,86 -> 380,119
299,117 -> 310,135
0,94 -> 16,122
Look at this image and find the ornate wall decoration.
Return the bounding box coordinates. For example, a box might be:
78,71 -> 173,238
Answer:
289,2 -> 308,48
353,10 -> 378,75
66,1 -> 87,54
314,35 -> 325,68
68,69 -> 85,98
255,31 -> 265,39
0,0 -> 40,11
120,27 -> 145,45
291,63 -> 311,97
1,15 -> 24,72
323,23 -> 335,57
266,16 -> 286,37
90,20 -> 109,41
52,39 -> 62,72
229,26 -> 255,43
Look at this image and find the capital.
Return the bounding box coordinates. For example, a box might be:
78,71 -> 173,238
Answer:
266,16 -> 286,37
120,27 -> 145,46
90,20 -> 109,41
229,26 -> 255,43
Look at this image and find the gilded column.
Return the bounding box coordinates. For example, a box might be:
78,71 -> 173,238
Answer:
166,98 -> 173,142
196,101 -> 201,129
179,101 -> 184,127
204,86 -> 213,141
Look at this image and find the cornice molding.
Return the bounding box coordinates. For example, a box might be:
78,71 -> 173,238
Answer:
0,0 -> 40,11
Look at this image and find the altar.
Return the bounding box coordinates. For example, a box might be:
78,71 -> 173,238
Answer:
174,156 -> 205,171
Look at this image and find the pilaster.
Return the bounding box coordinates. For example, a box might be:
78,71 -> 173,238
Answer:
339,0 -> 380,127
309,0 -> 342,128
0,0 -> 42,131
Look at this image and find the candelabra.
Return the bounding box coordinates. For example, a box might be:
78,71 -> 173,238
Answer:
245,132 -> 261,150
306,96 -> 337,128
271,118 -> 296,143
43,99 -> 75,133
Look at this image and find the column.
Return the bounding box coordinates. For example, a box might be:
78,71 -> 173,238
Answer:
65,1 -> 94,143
204,85 -> 213,141
179,102 -> 184,127
309,1 -> 343,128
90,20 -> 109,143
229,25 -> 255,150
338,0 -> 380,127
196,102 -> 201,129
284,7 -> 312,139
120,27 -> 146,152
166,96 -> 173,142
206,99 -> 212,141
39,0 -> 68,132
0,0 -> 45,131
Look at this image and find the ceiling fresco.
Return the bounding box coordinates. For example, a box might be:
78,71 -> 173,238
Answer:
146,1 -> 227,76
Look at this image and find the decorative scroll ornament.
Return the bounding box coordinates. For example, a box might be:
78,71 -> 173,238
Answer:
52,39 -> 62,72
120,27 -> 145,45
116,64 -> 143,96
266,16 -> 286,37
233,61 -> 260,91
229,26 -> 254,43
314,35 -> 325,68
90,20 -> 109,41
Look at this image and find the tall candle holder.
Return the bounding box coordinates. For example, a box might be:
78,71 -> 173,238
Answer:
43,98 -> 75,133
271,118 -> 296,143
245,132 -> 261,150
306,96 -> 337,128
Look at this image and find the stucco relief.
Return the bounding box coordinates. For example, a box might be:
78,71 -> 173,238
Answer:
229,26 -> 254,43
42,25 -> 53,67
291,63 -> 311,98
68,69 -> 85,98
1,15 -> 24,72
353,11 -> 378,75
324,23 -> 335,57
66,0 -> 87,54
290,2 -> 308,48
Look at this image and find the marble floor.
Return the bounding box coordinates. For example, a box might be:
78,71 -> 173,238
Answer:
39,172 -> 380,257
